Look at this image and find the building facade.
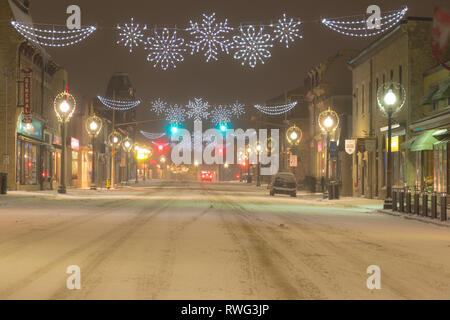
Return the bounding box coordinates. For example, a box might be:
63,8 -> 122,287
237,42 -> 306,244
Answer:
304,50 -> 356,196
0,0 -> 76,191
348,17 -> 436,199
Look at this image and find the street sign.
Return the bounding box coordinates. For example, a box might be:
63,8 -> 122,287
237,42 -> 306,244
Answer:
365,139 -> 376,152
289,155 -> 298,167
345,139 -> 356,155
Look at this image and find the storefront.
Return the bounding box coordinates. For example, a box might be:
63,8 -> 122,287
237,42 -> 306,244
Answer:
16,115 -> 43,188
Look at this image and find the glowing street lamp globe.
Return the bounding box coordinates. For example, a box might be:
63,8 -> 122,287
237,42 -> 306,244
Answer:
384,89 -> 397,106
318,108 -> 339,133
54,92 -> 76,123
108,131 -> 122,147
377,82 -> 406,116
123,137 -> 133,152
286,125 -> 303,146
85,114 -> 102,137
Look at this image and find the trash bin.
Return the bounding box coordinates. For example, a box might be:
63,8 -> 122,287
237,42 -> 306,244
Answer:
328,183 -> 334,200
334,182 -> 340,200
0,173 -> 7,195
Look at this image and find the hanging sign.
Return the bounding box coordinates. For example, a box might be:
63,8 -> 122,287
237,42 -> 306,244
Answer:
21,68 -> 32,123
289,155 -> 298,167
345,139 -> 356,155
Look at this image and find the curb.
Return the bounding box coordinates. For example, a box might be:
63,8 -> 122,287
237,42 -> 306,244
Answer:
377,209 -> 450,228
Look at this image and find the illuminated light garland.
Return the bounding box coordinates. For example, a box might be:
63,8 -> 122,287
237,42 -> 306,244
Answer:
322,6 -> 408,37
165,104 -> 186,123
97,96 -> 141,110
186,98 -> 210,121
270,13 -> 302,48
210,105 -> 232,125
254,102 -> 298,115
186,13 -> 233,62
11,21 -> 96,47
117,17 -> 147,53
232,25 -> 273,68
145,28 -> 186,70
140,131 -> 166,140
230,101 -> 245,116
151,98 -> 167,115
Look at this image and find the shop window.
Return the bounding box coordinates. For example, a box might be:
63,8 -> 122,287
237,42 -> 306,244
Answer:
17,140 -> 38,185
72,151 -> 78,180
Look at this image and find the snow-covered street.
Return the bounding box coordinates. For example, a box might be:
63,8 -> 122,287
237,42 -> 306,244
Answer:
0,181 -> 449,300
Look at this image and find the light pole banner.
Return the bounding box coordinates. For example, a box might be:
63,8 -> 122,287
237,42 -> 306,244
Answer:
345,139 -> 356,155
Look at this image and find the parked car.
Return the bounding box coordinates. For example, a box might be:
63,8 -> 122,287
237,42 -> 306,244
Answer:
270,172 -> 297,197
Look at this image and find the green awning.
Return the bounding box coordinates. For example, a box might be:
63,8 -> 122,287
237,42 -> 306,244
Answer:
410,130 -> 439,152
401,137 -> 416,150
432,80 -> 450,101
420,87 -> 438,105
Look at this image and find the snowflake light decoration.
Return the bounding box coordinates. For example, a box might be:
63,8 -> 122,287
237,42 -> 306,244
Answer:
165,104 -> 186,123
145,28 -> 186,70
116,18 -> 147,53
186,98 -> 211,121
186,13 -> 233,62
232,25 -> 273,68
271,14 -> 302,48
230,101 -> 245,117
151,98 -> 167,115
211,105 -> 232,125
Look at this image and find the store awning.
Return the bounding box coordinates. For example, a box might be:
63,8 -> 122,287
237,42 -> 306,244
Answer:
401,137 -> 417,150
420,87 -> 438,105
434,137 -> 450,147
432,80 -> 450,101
410,130 -> 439,152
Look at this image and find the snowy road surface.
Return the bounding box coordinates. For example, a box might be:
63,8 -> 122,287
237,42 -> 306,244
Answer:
0,181 -> 449,300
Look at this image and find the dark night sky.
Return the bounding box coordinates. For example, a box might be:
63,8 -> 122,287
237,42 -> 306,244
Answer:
30,0 -> 447,106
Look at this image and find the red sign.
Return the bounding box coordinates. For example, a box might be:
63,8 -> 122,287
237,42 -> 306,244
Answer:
21,68 -> 32,123
71,137 -> 80,151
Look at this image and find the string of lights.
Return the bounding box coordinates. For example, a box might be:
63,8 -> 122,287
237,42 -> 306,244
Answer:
97,96 -> 141,110
11,21 -> 96,47
322,6 -> 408,37
140,131 -> 166,140
254,102 -> 298,115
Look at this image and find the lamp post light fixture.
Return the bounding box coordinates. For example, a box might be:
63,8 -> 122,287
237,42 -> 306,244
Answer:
122,137 -> 133,185
377,82 -> 406,209
255,143 -> 262,187
85,114 -> 102,190
286,125 -> 303,146
54,92 -> 76,194
108,131 -> 122,188
318,107 -> 339,199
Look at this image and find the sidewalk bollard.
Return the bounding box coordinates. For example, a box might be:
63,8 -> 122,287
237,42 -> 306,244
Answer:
406,189 -> 412,214
441,193 -> 447,222
0,173 -> 7,195
392,190 -> 398,211
414,191 -> 420,215
422,192 -> 428,217
399,190 -> 405,213
431,191 -> 437,219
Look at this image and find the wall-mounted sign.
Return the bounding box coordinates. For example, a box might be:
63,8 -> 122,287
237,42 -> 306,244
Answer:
17,114 -> 43,140
365,139 -> 376,152
386,136 -> 400,152
345,139 -> 356,155
71,137 -> 80,151
21,68 -> 32,123
289,155 -> 298,167
53,135 -> 61,145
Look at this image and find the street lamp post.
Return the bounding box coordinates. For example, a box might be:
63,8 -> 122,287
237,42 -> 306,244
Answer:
318,108 -> 339,199
377,82 -> 406,209
123,137 -> 133,185
286,124 -> 303,177
54,92 -> 76,194
85,114 -> 102,190
255,143 -> 262,187
108,131 -> 122,189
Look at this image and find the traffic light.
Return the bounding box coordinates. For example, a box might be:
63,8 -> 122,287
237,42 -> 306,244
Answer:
169,120 -> 180,135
